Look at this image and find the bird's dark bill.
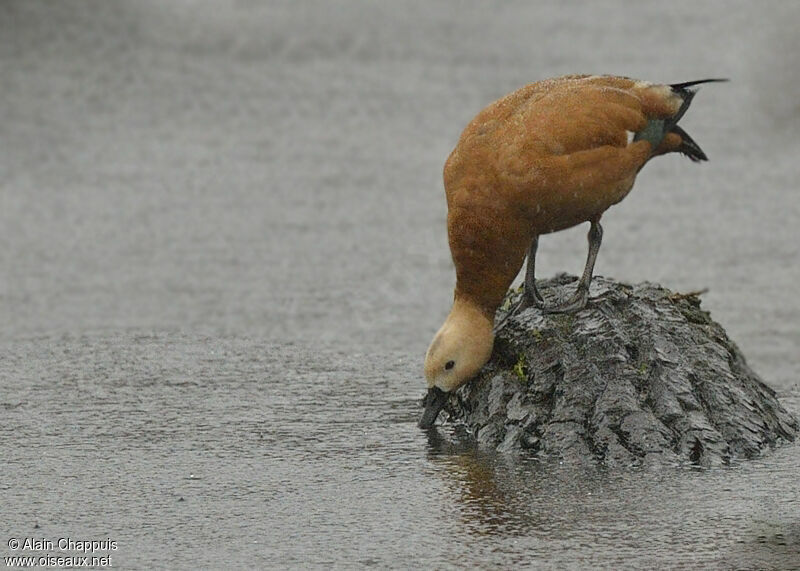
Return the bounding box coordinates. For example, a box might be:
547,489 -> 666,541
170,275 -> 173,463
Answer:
418,386 -> 449,429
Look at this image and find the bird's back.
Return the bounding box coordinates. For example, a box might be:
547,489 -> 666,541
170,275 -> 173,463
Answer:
445,75 -> 686,205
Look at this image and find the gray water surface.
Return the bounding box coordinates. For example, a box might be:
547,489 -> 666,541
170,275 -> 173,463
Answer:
2,1 -> 799,569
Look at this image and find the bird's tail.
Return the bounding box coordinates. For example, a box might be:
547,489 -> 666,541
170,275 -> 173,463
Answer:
666,78 -> 728,162
634,78 -> 728,161
670,125 -> 707,162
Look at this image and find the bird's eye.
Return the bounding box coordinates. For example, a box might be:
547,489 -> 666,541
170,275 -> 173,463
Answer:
445,360 -> 455,371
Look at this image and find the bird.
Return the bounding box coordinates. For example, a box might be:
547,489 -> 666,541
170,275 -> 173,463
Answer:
419,74 -> 726,429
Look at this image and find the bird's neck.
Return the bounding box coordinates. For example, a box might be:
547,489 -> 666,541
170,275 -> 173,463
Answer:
447,296 -> 496,334
447,195 -> 531,318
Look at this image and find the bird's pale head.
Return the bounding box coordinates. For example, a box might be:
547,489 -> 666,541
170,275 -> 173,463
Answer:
419,298 -> 494,428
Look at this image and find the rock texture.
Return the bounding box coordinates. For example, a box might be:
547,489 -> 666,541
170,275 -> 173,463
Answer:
437,275 -> 798,466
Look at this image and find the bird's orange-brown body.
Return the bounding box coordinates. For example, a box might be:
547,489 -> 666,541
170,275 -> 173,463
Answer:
420,74 -> 722,429
445,74 -> 687,317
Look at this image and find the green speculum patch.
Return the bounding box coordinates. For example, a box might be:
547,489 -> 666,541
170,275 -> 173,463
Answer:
633,118 -> 666,148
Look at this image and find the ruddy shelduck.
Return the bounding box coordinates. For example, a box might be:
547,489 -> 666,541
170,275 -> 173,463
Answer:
420,74 -> 726,429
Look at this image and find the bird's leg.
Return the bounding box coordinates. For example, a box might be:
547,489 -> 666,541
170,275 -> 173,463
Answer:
493,235 -> 543,333
545,220 -> 603,314
519,235 -> 544,310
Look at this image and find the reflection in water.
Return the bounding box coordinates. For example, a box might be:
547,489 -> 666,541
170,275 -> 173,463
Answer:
425,426 -> 600,538
424,423 -> 800,568
723,520 -> 800,569
426,428 -> 529,536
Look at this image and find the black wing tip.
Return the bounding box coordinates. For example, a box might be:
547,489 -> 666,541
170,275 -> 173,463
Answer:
682,150 -> 709,163
670,78 -> 730,91
663,79 -> 727,134
671,125 -> 709,162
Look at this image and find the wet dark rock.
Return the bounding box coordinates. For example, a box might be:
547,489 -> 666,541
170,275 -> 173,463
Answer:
436,275 -> 798,466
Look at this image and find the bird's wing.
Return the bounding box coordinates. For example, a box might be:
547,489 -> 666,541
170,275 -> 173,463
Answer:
522,85 -> 647,155
497,84 -> 654,193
